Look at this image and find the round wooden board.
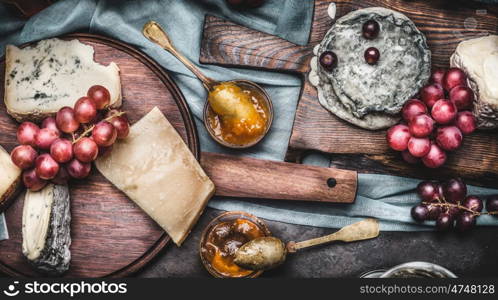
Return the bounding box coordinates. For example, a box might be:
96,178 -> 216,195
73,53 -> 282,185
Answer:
0,34 -> 199,277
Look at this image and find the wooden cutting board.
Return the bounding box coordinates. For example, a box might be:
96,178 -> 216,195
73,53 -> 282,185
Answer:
199,0 -> 498,188
0,33 -> 358,278
0,33 -> 199,277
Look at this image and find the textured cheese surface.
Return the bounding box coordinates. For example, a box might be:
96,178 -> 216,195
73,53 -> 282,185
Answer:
0,145 -> 21,201
451,35 -> 498,129
317,7 -> 430,128
451,35 -> 498,105
4,38 -> 121,121
96,107 -> 215,245
22,185 -> 54,260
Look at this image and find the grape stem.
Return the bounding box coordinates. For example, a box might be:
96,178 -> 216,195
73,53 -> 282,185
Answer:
72,111 -> 126,144
423,201 -> 496,217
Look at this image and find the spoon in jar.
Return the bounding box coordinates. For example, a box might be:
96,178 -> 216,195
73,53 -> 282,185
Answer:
142,21 -> 273,148
233,218 -> 380,271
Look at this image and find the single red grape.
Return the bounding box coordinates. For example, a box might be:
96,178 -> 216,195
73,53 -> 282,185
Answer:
386,124 -> 411,151
364,47 -> 380,65
411,205 -> 429,222
431,99 -> 457,124
455,212 -> 476,232
319,51 -> 338,71
436,213 -> 454,231
442,178 -> 467,204
402,99 -> 427,122
35,153 -> 60,180
41,117 -> 60,135
362,20 -> 380,39
443,68 -> 467,92
108,116 -> 129,139
420,84 -> 444,108
11,145 -> 38,169
74,97 -> 97,124
463,195 -> 483,212
22,168 -> 47,191
66,159 -> 91,179
486,195 -> 498,214
436,126 -> 463,152
409,114 -> 434,138
56,107 -> 80,133
87,85 -> 111,110
417,181 -> 439,202
50,138 -> 73,163
455,111 -> 476,135
408,137 -> 431,158
421,143 -> 447,168
449,85 -> 474,110
427,204 -> 443,220
73,137 -> 99,162
34,128 -> 59,150
430,69 -> 446,86
92,121 -> 117,147
17,122 -> 40,146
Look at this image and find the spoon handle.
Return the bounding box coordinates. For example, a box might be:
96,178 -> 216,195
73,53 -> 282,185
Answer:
143,21 -> 217,90
287,219 -> 379,253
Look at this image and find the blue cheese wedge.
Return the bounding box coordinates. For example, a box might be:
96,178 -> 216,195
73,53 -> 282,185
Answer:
4,38 -> 121,122
317,7 -> 431,129
96,107 -> 215,246
0,145 -> 21,206
22,184 -> 71,276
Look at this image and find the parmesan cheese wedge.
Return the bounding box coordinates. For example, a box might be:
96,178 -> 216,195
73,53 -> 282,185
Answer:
96,107 -> 215,245
0,145 -> 21,206
4,38 -> 121,122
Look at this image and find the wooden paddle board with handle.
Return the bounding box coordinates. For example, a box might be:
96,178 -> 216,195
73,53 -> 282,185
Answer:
0,32 -> 356,278
199,0 -> 498,188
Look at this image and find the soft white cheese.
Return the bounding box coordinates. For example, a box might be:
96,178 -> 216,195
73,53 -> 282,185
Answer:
4,38 -> 121,121
22,184 -> 54,261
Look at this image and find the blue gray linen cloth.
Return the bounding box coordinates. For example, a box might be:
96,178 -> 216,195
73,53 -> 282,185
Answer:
0,0 -> 496,240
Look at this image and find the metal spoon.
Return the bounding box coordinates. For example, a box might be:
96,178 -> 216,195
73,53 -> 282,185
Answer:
234,218 -> 380,271
142,21 -> 273,148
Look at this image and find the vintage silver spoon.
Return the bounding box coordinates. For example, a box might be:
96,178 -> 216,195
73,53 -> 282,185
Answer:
234,218 -> 380,271
142,21 -> 273,148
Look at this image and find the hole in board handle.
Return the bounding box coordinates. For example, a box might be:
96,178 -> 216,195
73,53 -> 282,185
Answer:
327,178 -> 337,188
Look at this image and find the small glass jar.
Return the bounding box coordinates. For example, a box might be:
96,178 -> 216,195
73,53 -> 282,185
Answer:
199,211 -> 271,278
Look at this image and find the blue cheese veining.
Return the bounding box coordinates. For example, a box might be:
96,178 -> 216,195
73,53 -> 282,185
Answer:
4,38 -> 122,121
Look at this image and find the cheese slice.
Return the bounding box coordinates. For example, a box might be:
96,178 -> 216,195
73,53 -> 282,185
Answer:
4,38 -> 122,122
96,107 -> 215,245
0,145 -> 21,205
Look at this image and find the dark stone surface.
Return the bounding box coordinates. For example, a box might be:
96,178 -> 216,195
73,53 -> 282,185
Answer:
137,208 -> 498,278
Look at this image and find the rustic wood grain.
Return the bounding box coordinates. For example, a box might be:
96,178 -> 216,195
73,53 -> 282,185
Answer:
201,152 -> 357,203
0,33 -> 199,277
200,0 -> 498,188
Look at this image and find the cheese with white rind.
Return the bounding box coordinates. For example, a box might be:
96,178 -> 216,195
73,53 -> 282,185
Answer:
96,107 -> 215,246
316,7 -> 431,129
5,38 -> 122,122
450,35 -> 498,130
22,184 -> 71,276
0,145 -> 21,206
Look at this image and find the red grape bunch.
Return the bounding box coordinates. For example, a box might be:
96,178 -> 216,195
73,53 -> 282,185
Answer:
387,68 -> 477,168
11,85 -> 130,191
411,178 -> 498,232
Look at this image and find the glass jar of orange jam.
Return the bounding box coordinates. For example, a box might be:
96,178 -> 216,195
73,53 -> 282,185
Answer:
200,211 -> 270,278
206,81 -> 271,147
